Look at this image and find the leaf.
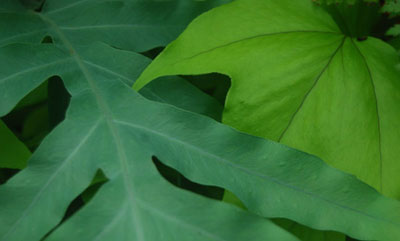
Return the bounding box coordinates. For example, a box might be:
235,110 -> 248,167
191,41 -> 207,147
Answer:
223,188 -> 345,241
14,80 -> 48,111
0,42 -> 301,241
274,219 -> 345,241
382,0 -> 400,15
2,1 -> 400,240
134,0 -> 400,201
0,0 -> 25,11
387,24 -> 400,36
20,104 -> 49,150
0,120 -> 30,169
0,0 -> 230,116
0,0 -> 231,50
313,0 -> 378,4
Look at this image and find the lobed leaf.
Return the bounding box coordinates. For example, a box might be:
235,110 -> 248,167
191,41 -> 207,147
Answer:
0,42 -> 300,241
0,0 -> 230,117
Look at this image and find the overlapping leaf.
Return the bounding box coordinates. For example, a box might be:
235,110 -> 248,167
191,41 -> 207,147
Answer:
135,0 -> 400,201
2,1 -> 400,241
0,42 -> 302,241
2,40 -> 400,241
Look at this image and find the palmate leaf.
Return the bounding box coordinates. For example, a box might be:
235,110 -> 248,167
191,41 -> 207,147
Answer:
134,0 -> 400,201
0,42 -> 301,241
1,42 -> 400,241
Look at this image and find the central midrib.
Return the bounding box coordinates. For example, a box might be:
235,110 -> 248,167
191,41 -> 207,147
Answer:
36,12 -> 147,241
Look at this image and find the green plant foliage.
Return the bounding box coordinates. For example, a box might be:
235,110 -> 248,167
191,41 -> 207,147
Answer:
2,0 -> 400,241
3,41 -> 400,241
313,0 -> 377,4
0,120 -> 30,169
140,76 -> 223,121
382,0 -> 400,15
0,42 -> 304,241
382,0 -> 400,36
387,24 -> 400,36
0,0 -> 230,50
222,190 -> 346,241
135,0 -> 400,202
0,0 -> 231,116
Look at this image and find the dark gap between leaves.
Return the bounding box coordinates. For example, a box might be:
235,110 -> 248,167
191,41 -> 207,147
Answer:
181,73 -> 231,106
19,0 -> 45,12
2,75 -> 70,153
139,47 -> 231,107
0,168 -> 19,185
40,169 -> 108,240
140,46 -> 165,59
152,156 -> 224,200
41,35 -> 53,44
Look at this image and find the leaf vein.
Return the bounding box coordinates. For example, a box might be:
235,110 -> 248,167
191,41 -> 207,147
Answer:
278,36 -> 347,141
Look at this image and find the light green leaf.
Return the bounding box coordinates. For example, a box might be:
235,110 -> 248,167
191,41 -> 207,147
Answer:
0,120 -> 30,169
134,0 -> 400,201
314,0 -> 378,4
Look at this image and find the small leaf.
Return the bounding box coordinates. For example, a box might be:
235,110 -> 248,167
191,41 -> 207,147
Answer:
382,0 -> 400,15
0,120 -> 30,169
